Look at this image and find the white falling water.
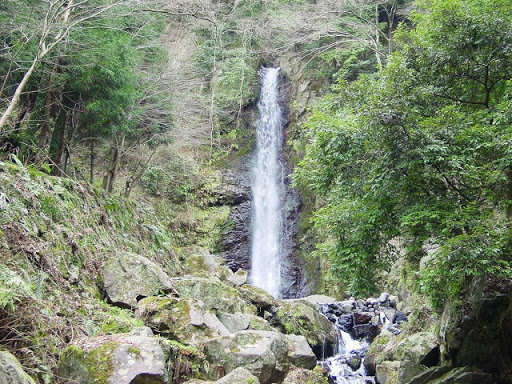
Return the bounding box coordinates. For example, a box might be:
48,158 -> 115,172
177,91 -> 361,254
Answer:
249,67 -> 285,298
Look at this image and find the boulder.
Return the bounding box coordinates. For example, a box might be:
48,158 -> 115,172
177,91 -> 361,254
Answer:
376,361 -> 400,384
103,252 -> 176,309
353,312 -> 372,325
0,351 -> 37,384
238,285 -> 277,313
171,276 -> 252,314
216,311 -> 274,333
297,295 -> 337,306
352,323 -> 379,342
337,314 -> 354,332
370,332 -> 440,384
203,330 -> 289,384
282,366 -> 330,384
273,300 -> 338,358
285,335 -> 317,370
226,269 -> 248,287
58,327 -> 166,384
379,292 -> 390,303
185,246 -> 233,282
364,333 -> 391,376
215,367 -> 260,384
135,297 -> 229,346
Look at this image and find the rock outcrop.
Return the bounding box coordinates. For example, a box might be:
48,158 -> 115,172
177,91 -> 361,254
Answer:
204,330 -> 290,384
274,300 -> 338,358
58,327 -> 166,384
0,351 -> 37,384
103,253 -> 176,309
135,296 -> 230,346
171,276 -> 253,314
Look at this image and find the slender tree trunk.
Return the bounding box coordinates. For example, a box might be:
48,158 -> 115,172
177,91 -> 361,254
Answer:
375,4 -> 382,70
102,136 -> 124,193
0,56 -> 39,131
90,139 -> 95,184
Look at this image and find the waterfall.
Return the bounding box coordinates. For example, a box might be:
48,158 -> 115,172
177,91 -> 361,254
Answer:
249,66 -> 285,298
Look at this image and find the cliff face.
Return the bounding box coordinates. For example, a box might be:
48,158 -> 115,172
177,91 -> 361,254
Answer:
439,276 -> 512,379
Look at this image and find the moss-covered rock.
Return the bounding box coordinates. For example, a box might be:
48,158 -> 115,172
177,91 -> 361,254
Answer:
103,252 -> 177,309
238,285 -> 277,313
184,246 -> 233,282
368,331 -> 439,384
281,366 -> 330,384
215,367 -> 260,384
273,300 -> 337,358
136,296 -> 229,346
285,335 -> 317,370
203,330 -> 290,384
171,276 -> 253,314
58,327 -> 166,384
0,351 -> 37,384
160,339 -> 204,384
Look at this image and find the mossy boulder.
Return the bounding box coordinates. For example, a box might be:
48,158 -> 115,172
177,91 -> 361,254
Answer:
273,300 -> 338,358
185,246 -> 233,282
215,367 -> 260,384
238,285 -> 277,313
58,327 -> 166,384
171,276 -> 252,313
370,331 -> 440,384
285,335 -> 317,370
216,311 -> 274,333
136,296 -> 229,346
160,339 -> 203,384
0,351 -> 37,384
376,361 -> 400,384
203,330 -> 290,384
103,253 -> 176,309
282,366 -> 330,384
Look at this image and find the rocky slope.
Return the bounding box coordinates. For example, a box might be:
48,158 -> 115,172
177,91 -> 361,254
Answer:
0,158 -> 335,384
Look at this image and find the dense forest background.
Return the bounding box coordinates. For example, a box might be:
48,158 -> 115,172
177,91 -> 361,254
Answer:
1,0 -> 512,382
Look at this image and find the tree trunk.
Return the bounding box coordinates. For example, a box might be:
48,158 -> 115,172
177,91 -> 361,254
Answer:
0,55 -> 39,131
102,136 -> 124,193
90,139 -> 95,184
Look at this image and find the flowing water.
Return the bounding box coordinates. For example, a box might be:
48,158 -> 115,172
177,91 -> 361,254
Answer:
249,67 -> 285,298
321,329 -> 375,384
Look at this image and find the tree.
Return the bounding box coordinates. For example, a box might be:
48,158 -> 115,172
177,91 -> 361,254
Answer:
295,0 -> 512,300
0,0 -> 130,132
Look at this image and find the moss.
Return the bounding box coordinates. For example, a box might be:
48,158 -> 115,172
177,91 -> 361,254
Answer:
59,342 -> 119,384
127,346 -> 141,357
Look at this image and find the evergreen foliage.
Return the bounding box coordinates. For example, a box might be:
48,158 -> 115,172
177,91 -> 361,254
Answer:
295,0 -> 512,302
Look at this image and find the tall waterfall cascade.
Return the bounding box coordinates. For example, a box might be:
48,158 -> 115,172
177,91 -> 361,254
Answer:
249,66 -> 286,298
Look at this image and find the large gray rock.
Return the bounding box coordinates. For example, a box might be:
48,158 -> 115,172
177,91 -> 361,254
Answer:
171,276 -> 252,314
58,327 -> 166,384
274,300 -> 338,358
370,332 -> 440,384
136,296 -> 230,346
376,361 -> 400,384
204,330 -> 290,384
216,311 -> 274,333
215,367 -> 260,384
285,335 -> 317,370
185,246 -> 233,282
0,351 -> 37,384
103,253 -> 176,308
282,366 -> 330,384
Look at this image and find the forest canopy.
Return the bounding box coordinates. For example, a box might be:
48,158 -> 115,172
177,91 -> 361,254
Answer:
294,0 -> 512,302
